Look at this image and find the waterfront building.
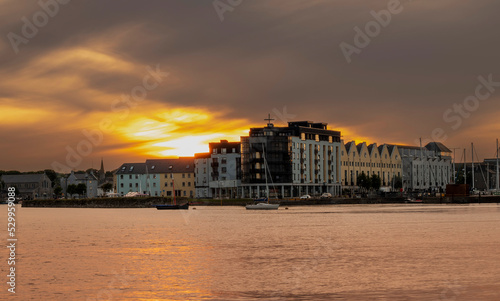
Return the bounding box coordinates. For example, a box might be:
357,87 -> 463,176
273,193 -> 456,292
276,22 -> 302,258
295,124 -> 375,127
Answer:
341,142 -> 402,190
146,158 -> 195,198
65,171 -> 99,198
392,142 -> 452,192
1,173 -> 53,200
194,140 -> 241,198
240,120 -> 342,198
115,158 -> 195,197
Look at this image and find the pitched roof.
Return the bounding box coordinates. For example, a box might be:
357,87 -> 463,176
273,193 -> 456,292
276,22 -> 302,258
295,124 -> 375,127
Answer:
425,142 -> 452,153
145,157 -> 195,173
345,141 -> 356,153
2,174 -> 48,183
72,173 -> 98,181
367,143 -> 378,155
115,163 -> 147,175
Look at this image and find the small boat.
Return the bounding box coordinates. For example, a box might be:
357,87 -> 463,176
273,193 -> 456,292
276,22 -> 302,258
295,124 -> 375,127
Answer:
155,203 -> 189,210
245,202 -> 279,210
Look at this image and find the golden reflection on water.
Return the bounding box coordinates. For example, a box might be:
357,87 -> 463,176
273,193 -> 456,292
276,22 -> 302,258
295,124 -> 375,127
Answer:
4,205 -> 500,300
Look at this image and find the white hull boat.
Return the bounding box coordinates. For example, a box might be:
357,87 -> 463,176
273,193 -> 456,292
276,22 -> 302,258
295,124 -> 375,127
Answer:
245,202 -> 279,210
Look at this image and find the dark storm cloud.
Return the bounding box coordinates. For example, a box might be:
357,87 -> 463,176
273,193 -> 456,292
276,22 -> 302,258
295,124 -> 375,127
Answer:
1,0 -> 500,170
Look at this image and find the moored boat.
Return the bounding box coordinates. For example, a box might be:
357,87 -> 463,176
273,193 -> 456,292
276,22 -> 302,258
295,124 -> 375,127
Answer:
156,203 -> 189,210
245,202 -> 279,210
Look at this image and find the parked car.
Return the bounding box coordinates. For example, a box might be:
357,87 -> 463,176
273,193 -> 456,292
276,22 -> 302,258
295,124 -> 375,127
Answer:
300,194 -> 311,199
320,193 -> 332,198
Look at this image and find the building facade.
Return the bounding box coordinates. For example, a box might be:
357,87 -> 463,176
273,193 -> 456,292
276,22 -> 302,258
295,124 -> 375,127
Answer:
194,140 -> 241,198
341,141 -> 402,189
1,173 -> 53,200
240,121 -> 342,198
394,142 -> 452,192
115,158 -> 195,197
65,171 -> 99,198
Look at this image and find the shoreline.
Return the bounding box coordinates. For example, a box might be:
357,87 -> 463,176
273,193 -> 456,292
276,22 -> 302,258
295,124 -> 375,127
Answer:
19,195 -> 500,208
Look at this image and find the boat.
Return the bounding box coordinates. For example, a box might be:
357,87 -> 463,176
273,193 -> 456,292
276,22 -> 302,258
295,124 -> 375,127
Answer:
245,202 -> 279,210
156,203 -> 189,210
155,174 -> 189,210
245,141 -> 280,210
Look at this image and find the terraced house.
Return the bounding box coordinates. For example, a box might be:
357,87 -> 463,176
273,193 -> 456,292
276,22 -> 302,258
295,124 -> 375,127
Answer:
341,141 -> 402,189
115,158 -> 195,197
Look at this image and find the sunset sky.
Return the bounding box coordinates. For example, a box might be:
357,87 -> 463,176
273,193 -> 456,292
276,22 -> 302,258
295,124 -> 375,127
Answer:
1,0 -> 500,172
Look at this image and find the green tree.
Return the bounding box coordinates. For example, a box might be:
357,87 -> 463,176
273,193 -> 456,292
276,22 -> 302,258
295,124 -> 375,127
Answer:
67,184 -> 77,197
43,169 -> 58,187
54,185 -> 63,197
394,175 -> 403,189
370,174 -> 382,190
76,183 -> 87,197
101,182 -> 113,193
105,171 -> 114,178
357,172 -> 371,192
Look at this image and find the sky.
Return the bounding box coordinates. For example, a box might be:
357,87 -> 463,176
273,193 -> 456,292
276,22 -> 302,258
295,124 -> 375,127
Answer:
1,0 -> 500,172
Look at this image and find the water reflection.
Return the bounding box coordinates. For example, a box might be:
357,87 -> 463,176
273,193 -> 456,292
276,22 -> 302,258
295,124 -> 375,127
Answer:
5,205 -> 500,300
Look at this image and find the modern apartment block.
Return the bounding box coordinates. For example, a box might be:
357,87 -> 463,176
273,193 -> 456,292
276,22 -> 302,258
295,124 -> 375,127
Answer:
115,157 -> 195,197
392,142 -> 452,192
341,141 -> 402,189
194,140 -> 241,198
240,120 -> 342,198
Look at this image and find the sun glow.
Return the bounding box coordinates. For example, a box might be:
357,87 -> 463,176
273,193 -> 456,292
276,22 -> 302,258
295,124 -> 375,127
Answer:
115,108 -> 250,158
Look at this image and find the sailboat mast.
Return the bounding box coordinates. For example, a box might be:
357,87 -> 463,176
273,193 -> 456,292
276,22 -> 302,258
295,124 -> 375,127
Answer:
464,148 -> 467,186
471,143 -> 474,190
263,143 -> 269,200
497,138 -> 499,191
172,173 -> 176,205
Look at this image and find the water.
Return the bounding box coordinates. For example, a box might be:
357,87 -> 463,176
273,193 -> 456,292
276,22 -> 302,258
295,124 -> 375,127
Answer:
2,204 -> 500,300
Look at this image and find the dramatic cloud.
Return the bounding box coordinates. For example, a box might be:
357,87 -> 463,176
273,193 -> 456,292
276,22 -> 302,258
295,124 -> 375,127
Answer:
1,0 -> 499,171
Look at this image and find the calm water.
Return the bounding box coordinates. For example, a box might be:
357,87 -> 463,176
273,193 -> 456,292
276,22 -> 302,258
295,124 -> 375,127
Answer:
2,204 -> 500,300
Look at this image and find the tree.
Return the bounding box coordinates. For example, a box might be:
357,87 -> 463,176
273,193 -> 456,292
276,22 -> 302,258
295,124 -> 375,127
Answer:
67,184 -> 77,197
370,174 -> 382,190
105,171 -> 114,178
357,172 -> 371,192
43,169 -> 58,187
394,175 -> 403,189
54,186 -> 63,197
76,183 -> 87,197
101,182 -> 113,193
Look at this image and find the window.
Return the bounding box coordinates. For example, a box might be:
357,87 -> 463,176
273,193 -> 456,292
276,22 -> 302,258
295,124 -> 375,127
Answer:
129,166 -> 134,171
129,175 -> 132,179
153,183 -> 156,187
120,175 -> 123,179
182,173 -> 185,178
182,182 -> 185,187
165,183 -> 168,187
120,183 -> 123,188
183,191 -> 186,196
129,183 -> 132,188
135,183 -> 138,188
188,174 -> 191,178
221,157 -> 227,164
188,182 -> 191,187
135,175 -> 138,179
222,148 -> 227,154
151,165 -> 155,170
222,167 -> 227,173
